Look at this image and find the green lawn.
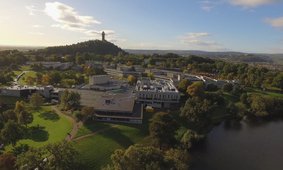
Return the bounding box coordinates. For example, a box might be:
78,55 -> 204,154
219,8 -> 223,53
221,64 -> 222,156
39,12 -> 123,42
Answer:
18,71 -> 37,85
12,106 -> 72,148
74,112 -> 154,169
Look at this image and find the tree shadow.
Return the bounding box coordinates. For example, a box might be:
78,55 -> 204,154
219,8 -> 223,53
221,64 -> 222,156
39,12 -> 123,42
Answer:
27,126 -> 49,142
99,128 -> 134,147
39,111 -> 60,121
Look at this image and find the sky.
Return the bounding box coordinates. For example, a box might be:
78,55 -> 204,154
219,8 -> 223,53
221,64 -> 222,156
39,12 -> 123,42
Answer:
0,0 -> 283,53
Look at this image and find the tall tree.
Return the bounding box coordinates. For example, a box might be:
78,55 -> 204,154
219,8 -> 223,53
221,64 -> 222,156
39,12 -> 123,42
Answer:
30,93 -> 44,109
178,79 -> 191,93
106,145 -> 190,170
187,81 -> 205,97
149,112 -> 178,149
0,120 -> 24,146
181,97 -> 214,132
60,90 -> 81,110
127,75 -> 137,85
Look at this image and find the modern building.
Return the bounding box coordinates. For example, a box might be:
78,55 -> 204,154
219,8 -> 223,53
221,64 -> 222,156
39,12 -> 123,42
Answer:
73,89 -> 143,124
104,64 -> 143,78
89,75 -> 110,85
135,78 -> 180,108
94,94 -> 143,124
88,75 -> 121,91
26,61 -> 73,70
0,85 -> 60,100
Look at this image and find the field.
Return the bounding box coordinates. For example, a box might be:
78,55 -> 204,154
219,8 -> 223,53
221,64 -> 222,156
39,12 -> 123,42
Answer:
73,112 -> 154,169
9,106 -> 72,148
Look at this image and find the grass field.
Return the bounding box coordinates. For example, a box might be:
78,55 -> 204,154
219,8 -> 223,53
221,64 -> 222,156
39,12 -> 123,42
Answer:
74,112 -> 154,169
18,71 -> 37,85
11,106 -> 72,148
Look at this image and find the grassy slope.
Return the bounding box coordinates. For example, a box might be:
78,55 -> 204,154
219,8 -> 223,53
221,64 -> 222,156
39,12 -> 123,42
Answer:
15,106 -> 72,148
74,112 -> 153,169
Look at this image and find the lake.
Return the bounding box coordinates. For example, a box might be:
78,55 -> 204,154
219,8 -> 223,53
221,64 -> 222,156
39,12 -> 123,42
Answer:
191,120 -> 283,170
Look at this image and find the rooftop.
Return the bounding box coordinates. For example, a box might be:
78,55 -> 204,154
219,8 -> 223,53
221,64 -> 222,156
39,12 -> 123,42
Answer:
136,78 -> 178,93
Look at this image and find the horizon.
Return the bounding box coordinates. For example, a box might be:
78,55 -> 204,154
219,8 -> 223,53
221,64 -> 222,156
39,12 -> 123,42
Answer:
1,0 -> 283,53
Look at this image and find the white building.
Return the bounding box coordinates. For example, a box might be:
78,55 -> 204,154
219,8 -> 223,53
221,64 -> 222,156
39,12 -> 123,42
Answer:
135,78 -> 180,108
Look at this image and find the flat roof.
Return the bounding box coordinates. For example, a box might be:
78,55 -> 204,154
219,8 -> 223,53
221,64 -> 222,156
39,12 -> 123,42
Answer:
69,89 -> 136,113
94,93 -> 135,113
136,79 -> 179,93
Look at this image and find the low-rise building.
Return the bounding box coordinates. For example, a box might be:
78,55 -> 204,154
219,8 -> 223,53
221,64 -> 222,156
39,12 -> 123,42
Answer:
104,64 -> 143,78
73,89 -> 143,124
88,75 -> 121,91
26,61 -> 73,70
0,85 -> 59,100
135,78 -> 180,108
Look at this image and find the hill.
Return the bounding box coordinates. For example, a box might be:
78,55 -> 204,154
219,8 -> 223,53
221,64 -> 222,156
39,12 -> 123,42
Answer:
126,49 -> 278,64
37,40 -> 125,56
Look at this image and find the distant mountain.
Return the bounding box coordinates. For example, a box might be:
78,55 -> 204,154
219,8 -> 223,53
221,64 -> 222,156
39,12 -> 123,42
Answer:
126,49 -> 282,63
38,40 -> 125,56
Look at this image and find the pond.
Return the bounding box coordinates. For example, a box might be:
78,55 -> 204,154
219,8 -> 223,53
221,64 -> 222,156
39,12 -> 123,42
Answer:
191,120 -> 283,170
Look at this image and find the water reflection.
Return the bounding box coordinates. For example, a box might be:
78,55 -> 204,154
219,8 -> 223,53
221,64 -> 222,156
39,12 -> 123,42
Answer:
191,120 -> 283,170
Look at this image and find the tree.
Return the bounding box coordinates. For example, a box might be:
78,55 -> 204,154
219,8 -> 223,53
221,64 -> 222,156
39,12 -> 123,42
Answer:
41,74 -> 52,85
14,101 -> 33,126
60,90 -> 81,110
187,81 -> 205,97
12,144 -> 29,156
106,145 -> 190,170
222,83 -> 233,92
30,93 -> 44,109
180,129 -> 205,150
16,147 -> 47,170
16,142 -> 80,170
272,72 -> 283,90
147,72 -> 154,80
1,110 -> 17,123
164,149 -> 191,170
25,76 -> 36,85
14,101 -> 25,115
178,79 -> 191,93
44,142 -> 79,170
80,107 -> 94,122
127,75 -> 137,85
0,153 -> 16,170
181,97 -> 214,133
149,112 -> 178,149
249,95 -> 269,117
0,120 -> 24,146
17,110 -> 33,127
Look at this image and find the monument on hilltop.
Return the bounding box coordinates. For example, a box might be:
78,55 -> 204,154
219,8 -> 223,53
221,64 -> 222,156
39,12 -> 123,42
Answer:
102,31 -> 105,41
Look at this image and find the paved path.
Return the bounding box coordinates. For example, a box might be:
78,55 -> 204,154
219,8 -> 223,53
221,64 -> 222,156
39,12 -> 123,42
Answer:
51,106 -> 82,141
72,124 -> 119,142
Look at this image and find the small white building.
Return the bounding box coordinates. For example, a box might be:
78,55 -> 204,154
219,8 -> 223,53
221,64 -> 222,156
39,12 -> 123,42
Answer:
135,78 -> 180,108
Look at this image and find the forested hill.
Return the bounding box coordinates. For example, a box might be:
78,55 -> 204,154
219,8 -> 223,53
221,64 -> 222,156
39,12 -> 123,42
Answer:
37,40 -> 125,55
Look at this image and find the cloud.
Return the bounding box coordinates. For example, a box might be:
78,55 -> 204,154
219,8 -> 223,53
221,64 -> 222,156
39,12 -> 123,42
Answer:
85,29 -> 115,36
265,17 -> 283,28
200,1 -> 219,12
44,2 -> 100,31
229,0 -> 281,7
26,5 -> 39,16
29,32 -> 44,36
180,32 -> 224,50
32,25 -> 43,28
